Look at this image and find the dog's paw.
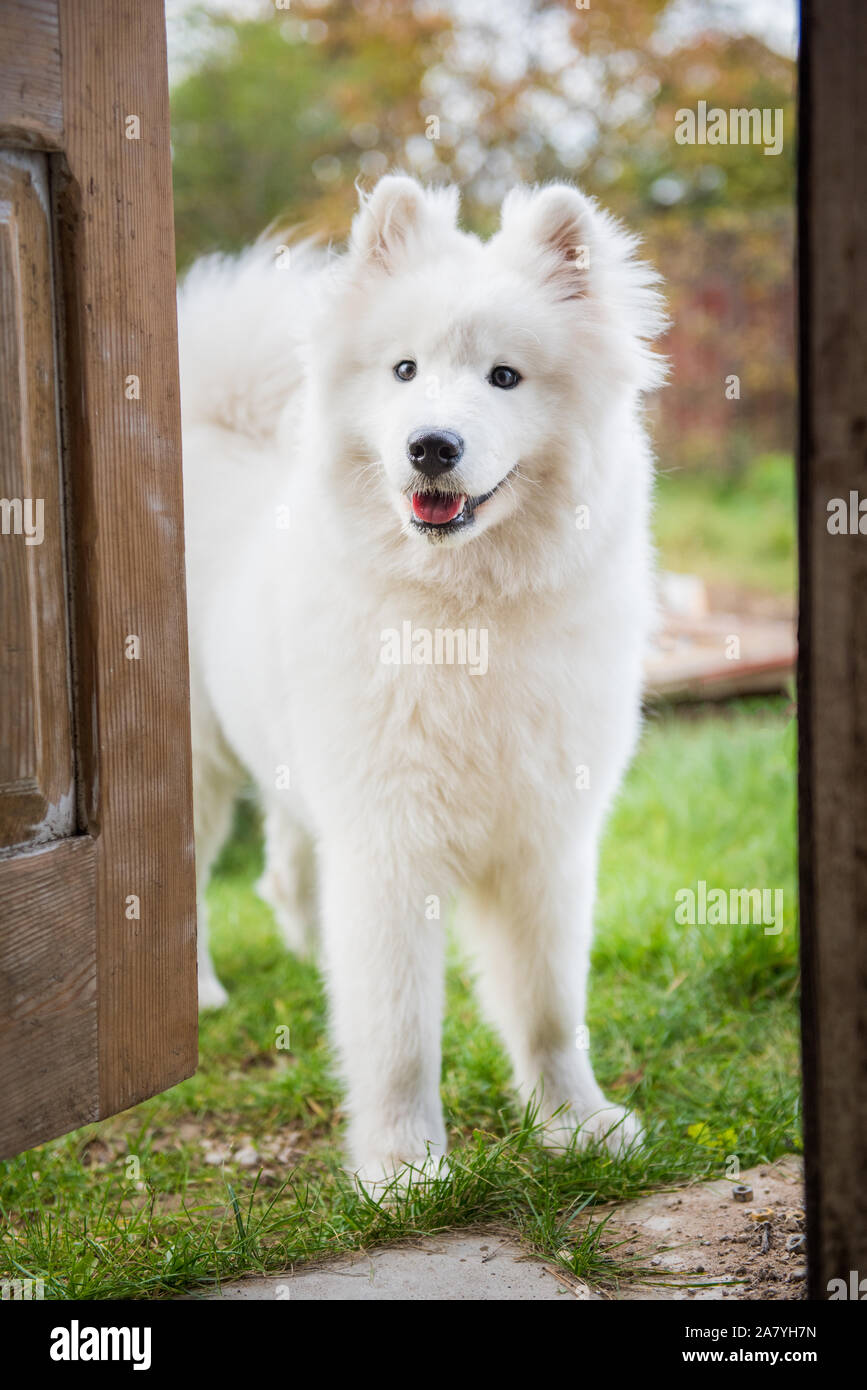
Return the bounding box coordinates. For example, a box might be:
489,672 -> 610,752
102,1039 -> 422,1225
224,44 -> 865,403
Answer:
198,975 -> 229,1010
541,1102 -> 644,1157
351,1151 -> 452,1198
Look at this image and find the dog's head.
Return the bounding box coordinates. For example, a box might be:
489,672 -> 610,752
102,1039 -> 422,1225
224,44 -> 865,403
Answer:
311,175 -> 665,572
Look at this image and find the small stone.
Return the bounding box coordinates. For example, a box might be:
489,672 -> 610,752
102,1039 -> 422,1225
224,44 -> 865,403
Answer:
234,1145 -> 259,1169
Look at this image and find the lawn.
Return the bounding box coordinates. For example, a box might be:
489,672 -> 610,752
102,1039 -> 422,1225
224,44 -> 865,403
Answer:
654,453 -> 796,597
0,698 -> 799,1299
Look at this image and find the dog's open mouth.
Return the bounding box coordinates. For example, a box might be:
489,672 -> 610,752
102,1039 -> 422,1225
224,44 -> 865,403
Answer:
409,484 -> 500,535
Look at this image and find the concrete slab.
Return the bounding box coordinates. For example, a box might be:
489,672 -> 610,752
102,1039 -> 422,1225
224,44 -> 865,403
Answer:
194,1234 -> 569,1301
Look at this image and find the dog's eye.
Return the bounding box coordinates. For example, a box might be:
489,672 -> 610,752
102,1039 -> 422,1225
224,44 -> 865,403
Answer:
489,365 -> 521,390
394,360 -> 417,382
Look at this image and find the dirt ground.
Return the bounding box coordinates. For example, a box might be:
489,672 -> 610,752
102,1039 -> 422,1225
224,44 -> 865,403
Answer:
568,1155 -> 805,1301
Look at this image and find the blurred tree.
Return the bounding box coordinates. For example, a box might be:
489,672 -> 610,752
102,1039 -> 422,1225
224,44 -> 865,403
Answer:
170,0 -> 795,477
171,1 -> 452,264
172,2 -> 794,251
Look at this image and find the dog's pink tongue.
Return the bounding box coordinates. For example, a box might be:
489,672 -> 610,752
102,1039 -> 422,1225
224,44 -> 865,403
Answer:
412,492 -> 465,525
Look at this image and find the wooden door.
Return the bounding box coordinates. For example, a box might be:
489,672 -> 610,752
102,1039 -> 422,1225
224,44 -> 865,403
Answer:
0,0 -> 197,1157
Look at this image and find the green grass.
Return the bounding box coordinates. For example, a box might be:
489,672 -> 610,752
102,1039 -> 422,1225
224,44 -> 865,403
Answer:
655,453 -> 796,596
0,700 -> 799,1300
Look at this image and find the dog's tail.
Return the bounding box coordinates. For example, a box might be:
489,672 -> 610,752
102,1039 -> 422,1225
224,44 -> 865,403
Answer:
177,237 -> 321,443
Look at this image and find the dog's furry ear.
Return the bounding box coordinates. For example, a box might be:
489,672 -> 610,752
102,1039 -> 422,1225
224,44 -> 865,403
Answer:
495,183 -> 668,392
349,175 -> 459,272
495,184 -> 598,302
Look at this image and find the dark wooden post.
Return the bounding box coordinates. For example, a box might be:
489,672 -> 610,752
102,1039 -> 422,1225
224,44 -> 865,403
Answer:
798,0 -> 867,1301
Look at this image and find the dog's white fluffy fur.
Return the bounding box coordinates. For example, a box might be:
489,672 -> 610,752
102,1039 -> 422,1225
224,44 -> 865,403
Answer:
179,176 -> 666,1181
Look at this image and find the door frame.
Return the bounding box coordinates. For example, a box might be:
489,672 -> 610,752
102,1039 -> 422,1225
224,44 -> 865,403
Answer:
798,0 -> 867,1300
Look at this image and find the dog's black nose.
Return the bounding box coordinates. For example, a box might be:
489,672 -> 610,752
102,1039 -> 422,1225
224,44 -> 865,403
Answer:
407,428 -> 464,477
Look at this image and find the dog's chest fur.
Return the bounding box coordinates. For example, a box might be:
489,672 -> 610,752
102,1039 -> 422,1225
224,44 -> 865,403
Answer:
265,565 -> 642,878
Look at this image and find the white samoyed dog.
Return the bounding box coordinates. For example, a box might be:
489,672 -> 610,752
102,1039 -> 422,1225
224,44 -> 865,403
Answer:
179,175 -> 666,1182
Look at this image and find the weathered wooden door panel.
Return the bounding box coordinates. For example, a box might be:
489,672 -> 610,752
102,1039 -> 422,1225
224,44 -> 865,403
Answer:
0,1 -> 63,150
0,837 -> 97,1155
0,151 -> 75,851
0,0 -> 197,1158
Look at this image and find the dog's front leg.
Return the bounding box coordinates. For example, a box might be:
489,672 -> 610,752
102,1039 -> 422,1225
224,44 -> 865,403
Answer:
319,842 -> 448,1183
466,838 -> 642,1155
